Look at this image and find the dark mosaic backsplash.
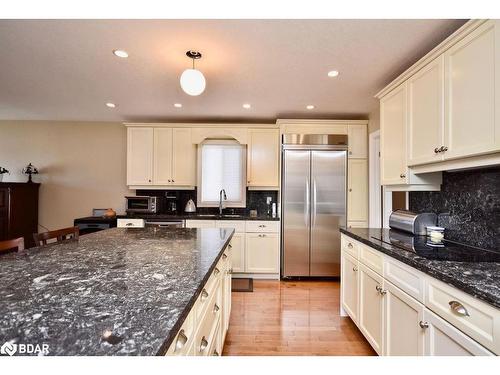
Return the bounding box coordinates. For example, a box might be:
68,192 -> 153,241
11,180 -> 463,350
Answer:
409,167 -> 500,251
137,188 -> 278,217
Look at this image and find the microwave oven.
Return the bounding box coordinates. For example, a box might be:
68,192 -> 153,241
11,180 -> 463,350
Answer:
125,196 -> 165,214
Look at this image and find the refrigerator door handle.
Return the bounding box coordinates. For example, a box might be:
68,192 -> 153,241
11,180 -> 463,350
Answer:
305,177 -> 310,226
312,179 -> 317,228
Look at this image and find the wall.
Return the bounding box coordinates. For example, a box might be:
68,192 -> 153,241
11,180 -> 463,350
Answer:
368,106 -> 380,134
0,121 -> 131,230
409,167 -> 500,251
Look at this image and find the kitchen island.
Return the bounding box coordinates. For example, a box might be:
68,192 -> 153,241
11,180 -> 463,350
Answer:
0,227 -> 234,355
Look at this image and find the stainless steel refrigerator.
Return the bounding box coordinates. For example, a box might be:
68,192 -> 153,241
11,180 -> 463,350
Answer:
282,134 -> 347,277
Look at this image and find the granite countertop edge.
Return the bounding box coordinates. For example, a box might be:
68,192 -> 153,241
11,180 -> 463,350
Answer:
118,214 -> 280,221
340,228 -> 500,309
155,230 -> 234,355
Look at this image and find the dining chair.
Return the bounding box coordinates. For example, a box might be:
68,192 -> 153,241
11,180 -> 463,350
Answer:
33,226 -> 80,247
0,237 -> 25,255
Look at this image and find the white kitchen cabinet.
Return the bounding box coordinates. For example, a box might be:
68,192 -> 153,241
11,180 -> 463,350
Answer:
347,159 -> 368,222
380,83 -> 408,185
444,20 -> 500,161
341,252 -> 359,323
423,309 -> 493,356
407,55 -> 445,166
185,220 -> 216,228
171,128 -> 196,186
228,232 -> 245,273
247,128 -> 280,188
358,263 -> 384,354
384,280 -> 425,356
127,127 -> 154,186
245,232 -> 279,273
153,128 -> 173,185
347,124 -> 367,158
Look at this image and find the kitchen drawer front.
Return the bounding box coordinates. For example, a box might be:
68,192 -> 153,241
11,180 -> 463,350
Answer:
245,220 -> 279,233
117,218 -> 145,228
185,220 -> 216,228
359,243 -> 383,275
425,277 -> 500,354
195,266 -> 222,322
166,310 -> 195,355
193,283 -> 222,356
341,234 -> 359,259
384,257 -> 425,303
216,220 -> 246,233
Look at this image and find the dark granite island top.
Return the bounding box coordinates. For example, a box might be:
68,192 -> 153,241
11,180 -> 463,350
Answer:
0,227 -> 234,356
340,227 -> 500,309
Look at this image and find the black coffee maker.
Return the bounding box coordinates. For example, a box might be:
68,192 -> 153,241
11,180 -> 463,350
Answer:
166,193 -> 178,213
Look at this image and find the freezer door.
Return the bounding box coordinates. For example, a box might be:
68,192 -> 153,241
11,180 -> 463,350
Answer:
282,150 -> 311,277
310,150 -> 346,276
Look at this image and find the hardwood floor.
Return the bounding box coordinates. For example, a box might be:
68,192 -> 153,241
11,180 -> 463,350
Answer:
223,280 -> 376,356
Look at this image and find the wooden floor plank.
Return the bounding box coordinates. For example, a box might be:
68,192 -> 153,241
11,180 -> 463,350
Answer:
223,280 -> 376,356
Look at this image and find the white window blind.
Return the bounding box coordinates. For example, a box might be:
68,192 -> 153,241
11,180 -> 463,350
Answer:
198,142 -> 246,207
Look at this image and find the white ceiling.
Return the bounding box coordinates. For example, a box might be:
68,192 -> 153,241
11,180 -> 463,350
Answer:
0,19 -> 467,122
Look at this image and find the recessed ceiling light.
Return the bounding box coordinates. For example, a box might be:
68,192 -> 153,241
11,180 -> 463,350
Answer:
306,105 -> 315,110
105,102 -> 116,108
113,49 -> 129,58
174,103 -> 182,108
242,103 -> 251,109
328,70 -> 339,77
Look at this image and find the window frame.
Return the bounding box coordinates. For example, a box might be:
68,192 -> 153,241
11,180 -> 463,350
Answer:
196,139 -> 247,208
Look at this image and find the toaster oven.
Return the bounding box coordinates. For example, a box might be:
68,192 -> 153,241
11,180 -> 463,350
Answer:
125,196 -> 165,214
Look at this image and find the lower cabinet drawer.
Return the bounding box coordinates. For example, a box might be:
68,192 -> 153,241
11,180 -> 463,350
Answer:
245,220 -> 279,233
384,257 -> 425,303
359,244 -> 383,275
165,311 -> 195,355
341,234 -> 359,259
425,277 -> 500,354
117,218 -> 145,228
195,264 -> 222,322
193,283 -> 222,356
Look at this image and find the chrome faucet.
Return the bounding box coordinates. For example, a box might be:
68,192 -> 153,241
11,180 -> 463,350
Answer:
219,189 -> 227,215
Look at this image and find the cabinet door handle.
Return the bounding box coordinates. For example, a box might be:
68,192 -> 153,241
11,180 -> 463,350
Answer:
375,285 -> 387,296
347,243 -> 353,249
449,301 -> 470,317
228,268 -> 233,274
168,179 -> 171,182
434,147 -> 440,154
174,329 -> 188,351
172,180 -> 175,183
352,266 -> 358,272
201,288 -> 209,301
400,173 -> 406,178
258,234 -> 267,238
349,188 -> 353,192
442,146 -> 448,152
148,179 -> 152,182
419,321 -> 429,329
199,336 -> 209,352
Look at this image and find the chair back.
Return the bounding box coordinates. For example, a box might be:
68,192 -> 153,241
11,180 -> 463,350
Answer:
0,237 -> 25,255
33,226 -> 80,247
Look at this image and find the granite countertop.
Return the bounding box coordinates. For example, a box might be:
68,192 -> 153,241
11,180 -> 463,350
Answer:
340,227 -> 500,309
122,213 -> 280,221
0,227 -> 234,355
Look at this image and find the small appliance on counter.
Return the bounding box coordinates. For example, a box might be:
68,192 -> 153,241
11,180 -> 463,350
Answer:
125,195 -> 166,214
389,209 -> 437,235
166,193 -> 178,213
184,199 -> 196,213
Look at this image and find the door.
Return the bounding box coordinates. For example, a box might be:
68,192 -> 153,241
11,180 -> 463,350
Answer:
348,159 -> 368,223
127,127 -> 153,185
380,83 -> 408,185
172,128 -> 196,186
359,263 -> 384,354
229,232 -> 245,273
384,281 -> 425,356
153,128 -> 173,185
423,309 -> 493,356
246,233 -> 279,273
282,150 -> 311,277
247,129 -> 280,187
310,150 -> 346,276
407,55 -> 445,166
347,124 -> 368,158
341,252 -> 359,323
444,20 -> 499,160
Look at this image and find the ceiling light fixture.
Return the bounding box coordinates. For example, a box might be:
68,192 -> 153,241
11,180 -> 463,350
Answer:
242,103 -> 251,109
328,70 -> 339,77
180,51 -> 206,96
106,102 -> 116,108
306,105 -> 315,110
113,49 -> 129,58
174,103 -> 183,108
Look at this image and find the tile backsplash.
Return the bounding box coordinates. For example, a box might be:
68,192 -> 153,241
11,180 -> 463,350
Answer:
409,167 -> 500,251
136,188 -> 278,217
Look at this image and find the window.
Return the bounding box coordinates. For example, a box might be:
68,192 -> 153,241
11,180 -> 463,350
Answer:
197,141 -> 246,207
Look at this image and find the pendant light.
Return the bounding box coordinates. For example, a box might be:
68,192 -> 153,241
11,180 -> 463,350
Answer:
180,51 -> 206,96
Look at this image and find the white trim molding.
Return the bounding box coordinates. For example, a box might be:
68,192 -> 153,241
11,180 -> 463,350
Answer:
369,130 -> 381,228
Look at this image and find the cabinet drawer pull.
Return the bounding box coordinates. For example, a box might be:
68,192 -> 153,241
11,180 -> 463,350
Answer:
168,179 -> 171,182
126,223 -> 133,227
258,224 -> 266,228
201,289 -> 209,301
174,329 -> 188,351
419,321 -> 429,329
222,253 -> 228,260
228,268 -> 233,274
228,243 -> 233,249
199,336 -> 209,352
347,243 -> 353,249
214,267 -> 220,275
213,303 -> 220,313
442,146 -> 448,152
449,300 -> 470,317
258,234 -> 267,238
212,349 -> 220,356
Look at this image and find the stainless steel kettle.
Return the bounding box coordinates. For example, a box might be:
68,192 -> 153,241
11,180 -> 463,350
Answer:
184,199 -> 196,213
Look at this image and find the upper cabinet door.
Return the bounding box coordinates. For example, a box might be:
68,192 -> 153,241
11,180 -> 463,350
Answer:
247,129 -> 280,188
407,56 -> 445,166
127,127 -> 154,186
348,124 -> 368,158
444,20 -> 499,160
153,128 -> 173,185
348,159 -> 368,222
171,128 -> 196,186
380,83 -> 408,185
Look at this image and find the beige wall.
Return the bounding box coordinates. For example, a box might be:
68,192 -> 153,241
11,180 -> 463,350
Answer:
368,106 -> 380,134
0,121 -> 132,231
